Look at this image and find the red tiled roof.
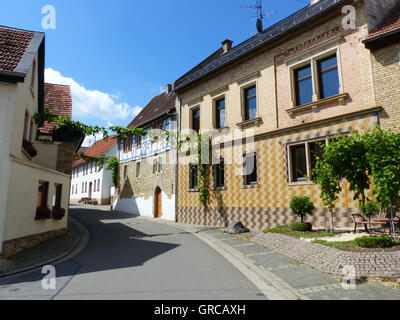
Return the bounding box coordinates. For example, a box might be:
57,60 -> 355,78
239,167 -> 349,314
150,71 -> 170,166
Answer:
73,135 -> 118,168
39,83 -> 73,134
128,92 -> 175,128
0,27 -> 34,72
368,3 -> 400,39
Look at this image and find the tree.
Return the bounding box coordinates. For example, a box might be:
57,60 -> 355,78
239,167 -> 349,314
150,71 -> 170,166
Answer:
290,196 -> 315,223
313,133 -> 371,233
364,127 -> 400,237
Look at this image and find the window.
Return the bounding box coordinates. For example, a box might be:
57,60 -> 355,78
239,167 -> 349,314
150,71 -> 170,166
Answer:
244,86 -> 257,121
37,181 -> 49,208
213,159 -> 225,189
71,185 -> 74,195
153,160 -> 157,174
292,53 -> 340,107
90,162 -> 93,174
288,139 -> 328,183
294,65 -> 313,106
243,152 -> 258,186
189,164 -> 199,189
124,165 -> 128,180
290,145 -> 308,182
31,59 -> 36,92
158,159 -> 163,173
94,180 -> 97,191
82,182 -> 84,193
29,117 -> 34,142
97,179 -> 100,191
318,55 -> 339,99
54,184 -> 62,208
85,182 -> 87,193
215,98 -> 226,129
192,108 -> 200,132
309,141 -> 326,180
136,162 -> 141,177
136,134 -> 141,149
23,110 -> 29,142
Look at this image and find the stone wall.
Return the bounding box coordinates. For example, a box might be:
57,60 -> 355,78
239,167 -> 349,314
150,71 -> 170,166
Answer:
114,150 -> 176,220
1,228 -> 67,259
56,142 -> 75,175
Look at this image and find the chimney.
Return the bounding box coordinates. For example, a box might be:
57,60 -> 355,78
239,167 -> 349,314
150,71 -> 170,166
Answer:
222,39 -> 233,53
165,84 -> 172,94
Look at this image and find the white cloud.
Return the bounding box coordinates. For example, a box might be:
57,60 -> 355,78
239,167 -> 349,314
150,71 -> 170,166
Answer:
45,68 -> 142,121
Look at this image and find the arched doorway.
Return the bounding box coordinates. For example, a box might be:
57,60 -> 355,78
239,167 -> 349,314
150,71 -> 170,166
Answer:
154,187 -> 162,219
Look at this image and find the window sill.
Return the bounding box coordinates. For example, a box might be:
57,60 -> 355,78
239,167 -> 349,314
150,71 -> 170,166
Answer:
213,186 -> 227,191
286,93 -> 349,119
242,184 -> 260,189
288,181 -> 316,186
188,188 -> 199,193
236,117 -> 262,129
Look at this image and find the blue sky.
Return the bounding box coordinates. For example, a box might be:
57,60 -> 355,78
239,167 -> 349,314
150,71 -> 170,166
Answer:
1,0 -> 307,133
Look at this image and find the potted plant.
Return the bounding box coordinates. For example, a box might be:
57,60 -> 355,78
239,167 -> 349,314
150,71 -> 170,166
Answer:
35,207 -> 52,220
52,207 -> 66,220
22,139 -> 38,158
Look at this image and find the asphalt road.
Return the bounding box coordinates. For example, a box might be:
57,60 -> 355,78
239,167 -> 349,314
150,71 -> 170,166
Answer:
0,208 -> 266,300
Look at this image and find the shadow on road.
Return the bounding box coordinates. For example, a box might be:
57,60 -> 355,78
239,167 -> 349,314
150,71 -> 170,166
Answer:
0,208 -> 181,286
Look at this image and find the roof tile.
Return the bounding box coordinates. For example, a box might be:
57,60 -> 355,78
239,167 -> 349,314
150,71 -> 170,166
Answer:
39,83 -> 73,134
0,27 -> 34,72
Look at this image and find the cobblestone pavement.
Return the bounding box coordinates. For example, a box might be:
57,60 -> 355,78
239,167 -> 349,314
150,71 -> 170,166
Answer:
194,228 -> 400,300
252,233 -> 400,278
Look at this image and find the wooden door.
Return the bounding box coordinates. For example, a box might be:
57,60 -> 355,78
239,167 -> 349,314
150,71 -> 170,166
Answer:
155,188 -> 162,218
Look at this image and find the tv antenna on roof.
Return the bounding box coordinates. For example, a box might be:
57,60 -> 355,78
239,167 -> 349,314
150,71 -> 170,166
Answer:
241,0 -> 277,34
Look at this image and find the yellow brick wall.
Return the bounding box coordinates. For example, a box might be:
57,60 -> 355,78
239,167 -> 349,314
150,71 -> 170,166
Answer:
371,43 -> 400,132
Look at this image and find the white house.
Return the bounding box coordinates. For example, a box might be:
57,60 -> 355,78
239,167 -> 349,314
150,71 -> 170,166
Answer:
70,135 -> 117,205
0,26 -> 84,258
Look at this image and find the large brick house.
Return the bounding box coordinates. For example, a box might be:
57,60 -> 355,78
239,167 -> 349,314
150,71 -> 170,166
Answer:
173,0 -> 399,231
113,86 -> 177,221
0,26 -> 83,258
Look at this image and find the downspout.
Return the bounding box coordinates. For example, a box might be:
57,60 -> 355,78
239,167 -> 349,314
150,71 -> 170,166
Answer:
174,98 -> 182,222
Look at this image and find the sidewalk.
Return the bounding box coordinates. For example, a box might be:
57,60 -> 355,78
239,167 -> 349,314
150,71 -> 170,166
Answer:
0,217 -> 87,278
147,218 -> 400,300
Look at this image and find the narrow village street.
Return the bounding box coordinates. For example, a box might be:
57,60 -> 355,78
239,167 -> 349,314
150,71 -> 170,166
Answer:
0,208 -> 267,300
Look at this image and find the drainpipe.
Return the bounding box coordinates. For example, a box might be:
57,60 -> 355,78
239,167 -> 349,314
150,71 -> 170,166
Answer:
174,98 -> 182,222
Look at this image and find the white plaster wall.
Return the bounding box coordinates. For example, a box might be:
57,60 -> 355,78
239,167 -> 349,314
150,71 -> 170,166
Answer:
70,164 -> 107,201
0,83 -> 17,251
70,142 -> 116,202
4,159 -> 70,241
113,192 -> 175,221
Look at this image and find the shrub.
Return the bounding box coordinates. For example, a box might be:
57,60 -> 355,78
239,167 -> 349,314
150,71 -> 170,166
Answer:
354,236 -> 396,248
52,207 -> 66,220
360,201 -> 379,219
290,222 -> 312,232
35,207 -> 52,220
290,196 -> 315,223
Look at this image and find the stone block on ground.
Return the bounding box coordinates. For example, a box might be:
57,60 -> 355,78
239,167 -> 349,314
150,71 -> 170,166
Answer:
226,221 -> 250,234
